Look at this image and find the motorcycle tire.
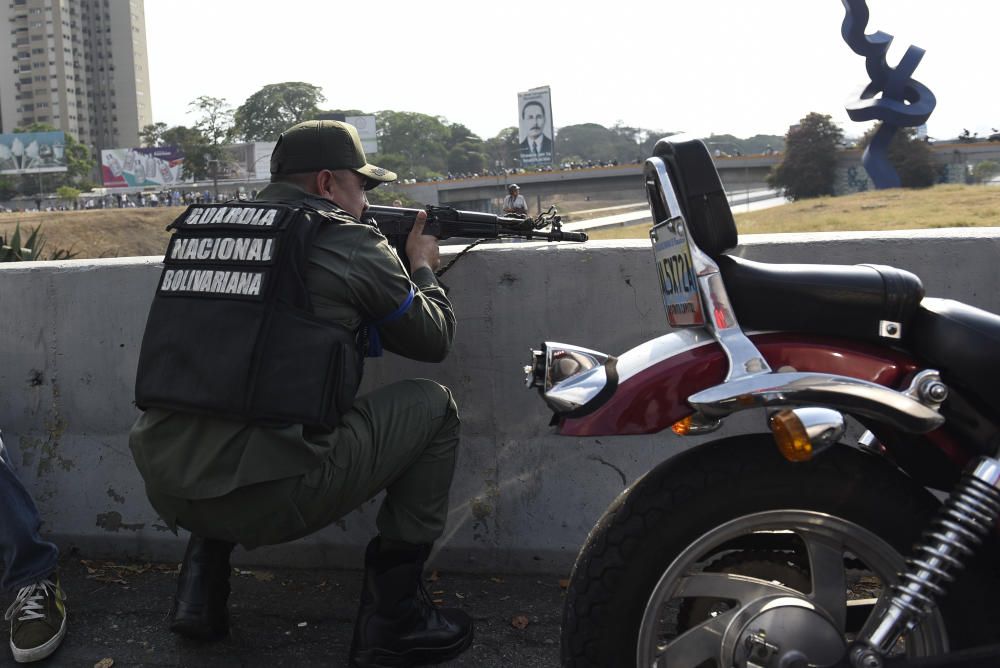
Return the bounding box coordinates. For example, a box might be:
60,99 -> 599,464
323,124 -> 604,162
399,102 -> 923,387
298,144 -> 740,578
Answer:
561,434 -> 1000,667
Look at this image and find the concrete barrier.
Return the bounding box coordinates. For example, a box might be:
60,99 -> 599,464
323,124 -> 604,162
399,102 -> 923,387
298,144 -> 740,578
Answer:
2,229 -> 999,574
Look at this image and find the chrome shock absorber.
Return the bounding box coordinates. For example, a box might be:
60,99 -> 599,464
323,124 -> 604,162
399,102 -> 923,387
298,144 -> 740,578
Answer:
851,457 -> 1000,667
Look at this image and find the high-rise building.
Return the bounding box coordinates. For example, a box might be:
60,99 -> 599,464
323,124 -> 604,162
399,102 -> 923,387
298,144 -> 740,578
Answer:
0,0 -> 152,154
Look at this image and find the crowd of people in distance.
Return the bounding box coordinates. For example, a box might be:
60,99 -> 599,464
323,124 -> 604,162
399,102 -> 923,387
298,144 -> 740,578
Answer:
88,190 -> 254,210
398,158 -> 636,185
0,189 -> 257,213
399,145 -> 781,185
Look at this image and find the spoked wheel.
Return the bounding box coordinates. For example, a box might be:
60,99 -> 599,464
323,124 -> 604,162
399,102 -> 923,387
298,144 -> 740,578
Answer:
560,436 -> 1000,667
636,510 -> 947,667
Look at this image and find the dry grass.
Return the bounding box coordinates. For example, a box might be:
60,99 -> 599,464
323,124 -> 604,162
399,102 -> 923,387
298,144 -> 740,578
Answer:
587,184 -> 1000,240
0,206 -> 180,259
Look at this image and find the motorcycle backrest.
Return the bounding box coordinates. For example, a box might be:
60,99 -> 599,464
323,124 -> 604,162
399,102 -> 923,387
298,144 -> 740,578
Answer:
651,139 -> 737,259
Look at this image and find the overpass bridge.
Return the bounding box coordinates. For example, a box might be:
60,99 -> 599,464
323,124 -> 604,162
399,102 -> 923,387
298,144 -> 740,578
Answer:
396,156 -> 775,213
397,141 -> 1000,213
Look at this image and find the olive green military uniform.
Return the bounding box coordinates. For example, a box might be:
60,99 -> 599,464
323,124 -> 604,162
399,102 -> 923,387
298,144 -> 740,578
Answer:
129,182 -> 459,549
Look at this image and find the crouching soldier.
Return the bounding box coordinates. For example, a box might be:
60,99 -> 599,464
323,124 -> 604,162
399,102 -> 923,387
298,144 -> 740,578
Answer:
129,121 -> 472,667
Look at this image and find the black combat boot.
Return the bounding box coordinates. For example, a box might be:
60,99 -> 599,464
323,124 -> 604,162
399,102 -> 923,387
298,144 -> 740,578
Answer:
168,535 -> 235,641
349,537 -> 474,667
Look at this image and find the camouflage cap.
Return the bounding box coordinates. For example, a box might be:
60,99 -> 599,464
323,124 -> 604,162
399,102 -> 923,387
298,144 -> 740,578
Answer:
269,120 -> 396,190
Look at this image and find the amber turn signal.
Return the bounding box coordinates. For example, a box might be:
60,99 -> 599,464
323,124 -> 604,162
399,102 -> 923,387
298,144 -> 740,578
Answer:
672,415 -> 694,436
671,413 -> 723,436
769,407 -> 847,463
769,409 -> 814,462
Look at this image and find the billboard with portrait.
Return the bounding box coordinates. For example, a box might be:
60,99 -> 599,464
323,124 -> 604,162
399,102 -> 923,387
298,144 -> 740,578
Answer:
517,87 -> 553,167
0,131 -> 68,175
101,146 -> 185,187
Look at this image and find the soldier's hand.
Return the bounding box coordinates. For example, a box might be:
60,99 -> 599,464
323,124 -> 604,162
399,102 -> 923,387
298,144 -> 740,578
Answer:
405,210 -> 441,273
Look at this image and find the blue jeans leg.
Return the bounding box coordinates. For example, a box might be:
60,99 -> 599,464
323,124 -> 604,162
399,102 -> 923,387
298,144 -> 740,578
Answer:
0,438 -> 59,592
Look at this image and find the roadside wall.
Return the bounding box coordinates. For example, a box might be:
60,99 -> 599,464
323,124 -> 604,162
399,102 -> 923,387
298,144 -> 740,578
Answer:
2,229 -> 999,574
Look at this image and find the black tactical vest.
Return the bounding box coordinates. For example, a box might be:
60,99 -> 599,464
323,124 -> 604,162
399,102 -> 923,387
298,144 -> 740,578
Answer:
134,202 -> 363,430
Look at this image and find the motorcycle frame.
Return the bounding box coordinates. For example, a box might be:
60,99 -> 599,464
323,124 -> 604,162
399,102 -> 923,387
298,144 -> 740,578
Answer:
559,329 -> 977,480
550,153 -> 994,498
530,147 -> 1000,666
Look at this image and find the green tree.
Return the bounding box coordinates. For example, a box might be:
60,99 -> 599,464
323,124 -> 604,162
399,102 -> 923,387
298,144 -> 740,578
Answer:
973,160 -> 1000,184
557,123 -> 635,164
232,82 -> 326,141
140,122 -> 168,147
366,188 -> 419,207
611,122 -> 654,162
742,134 -> 786,155
374,111 -> 451,180
445,123 -> 486,174
56,185 -> 80,206
768,112 -> 844,200
185,97 -> 236,181
0,176 -> 17,199
554,122 -> 677,165
161,125 -> 212,180
189,95 -> 234,145
860,125 -> 937,188
161,125 -> 204,150
486,127 -> 520,171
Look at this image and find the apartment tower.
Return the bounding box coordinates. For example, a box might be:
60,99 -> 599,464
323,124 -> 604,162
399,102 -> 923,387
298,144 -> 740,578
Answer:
0,0 -> 152,153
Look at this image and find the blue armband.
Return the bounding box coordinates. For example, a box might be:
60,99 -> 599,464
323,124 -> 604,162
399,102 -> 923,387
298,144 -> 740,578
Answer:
366,286 -> 415,357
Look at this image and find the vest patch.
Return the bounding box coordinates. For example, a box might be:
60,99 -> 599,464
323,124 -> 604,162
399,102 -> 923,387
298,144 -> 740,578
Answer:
137,204 -> 363,430
168,236 -> 275,263
160,269 -> 264,297
181,206 -> 281,228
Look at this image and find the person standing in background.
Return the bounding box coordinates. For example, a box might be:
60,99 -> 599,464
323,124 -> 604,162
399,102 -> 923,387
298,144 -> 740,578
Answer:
502,184 -> 528,216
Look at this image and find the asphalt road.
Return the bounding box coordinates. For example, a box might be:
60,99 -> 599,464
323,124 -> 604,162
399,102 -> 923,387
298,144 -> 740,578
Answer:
13,554 -> 565,667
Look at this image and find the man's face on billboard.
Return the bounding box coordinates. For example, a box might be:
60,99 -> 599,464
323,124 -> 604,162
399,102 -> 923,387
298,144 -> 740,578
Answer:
522,103 -> 546,141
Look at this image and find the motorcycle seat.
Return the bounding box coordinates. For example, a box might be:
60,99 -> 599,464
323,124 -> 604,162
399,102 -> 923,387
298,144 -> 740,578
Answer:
652,139 -> 738,258
717,254 -> 925,341
908,298 -> 1000,410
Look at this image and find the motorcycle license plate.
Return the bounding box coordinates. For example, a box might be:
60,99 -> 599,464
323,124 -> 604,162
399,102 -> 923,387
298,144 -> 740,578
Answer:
650,218 -> 705,328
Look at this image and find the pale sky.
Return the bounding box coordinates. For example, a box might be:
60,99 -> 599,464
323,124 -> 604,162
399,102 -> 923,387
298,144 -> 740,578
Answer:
144,0 -> 1000,143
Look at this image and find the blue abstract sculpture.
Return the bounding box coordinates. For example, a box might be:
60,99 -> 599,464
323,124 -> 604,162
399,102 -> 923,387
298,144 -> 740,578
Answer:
841,0 -> 936,188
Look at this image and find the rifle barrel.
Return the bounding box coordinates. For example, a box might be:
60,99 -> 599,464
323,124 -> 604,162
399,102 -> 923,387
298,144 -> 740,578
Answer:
365,205 -> 587,243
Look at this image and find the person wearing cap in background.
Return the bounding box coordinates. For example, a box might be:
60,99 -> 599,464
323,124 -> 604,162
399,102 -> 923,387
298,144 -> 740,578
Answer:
129,120 -> 471,667
502,183 -> 528,216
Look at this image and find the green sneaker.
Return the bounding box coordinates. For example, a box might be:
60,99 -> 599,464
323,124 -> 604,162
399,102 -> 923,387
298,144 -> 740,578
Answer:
4,574 -> 67,663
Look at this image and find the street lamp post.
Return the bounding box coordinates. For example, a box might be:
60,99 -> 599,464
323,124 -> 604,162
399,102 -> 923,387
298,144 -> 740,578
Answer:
745,164 -> 751,212
246,153 -> 272,199
495,159 -> 505,213
207,159 -> 219,201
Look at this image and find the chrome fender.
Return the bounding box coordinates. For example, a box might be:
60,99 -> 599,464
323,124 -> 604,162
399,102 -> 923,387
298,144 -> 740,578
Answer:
527,329 -> 716,422
555,332 -> 931,437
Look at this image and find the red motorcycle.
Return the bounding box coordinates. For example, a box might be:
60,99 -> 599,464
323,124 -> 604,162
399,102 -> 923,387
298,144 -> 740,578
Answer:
525,140 -> 1000,667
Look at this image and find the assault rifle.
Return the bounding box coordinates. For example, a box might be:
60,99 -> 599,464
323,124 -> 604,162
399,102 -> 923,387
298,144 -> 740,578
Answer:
364,204 -> 588,275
